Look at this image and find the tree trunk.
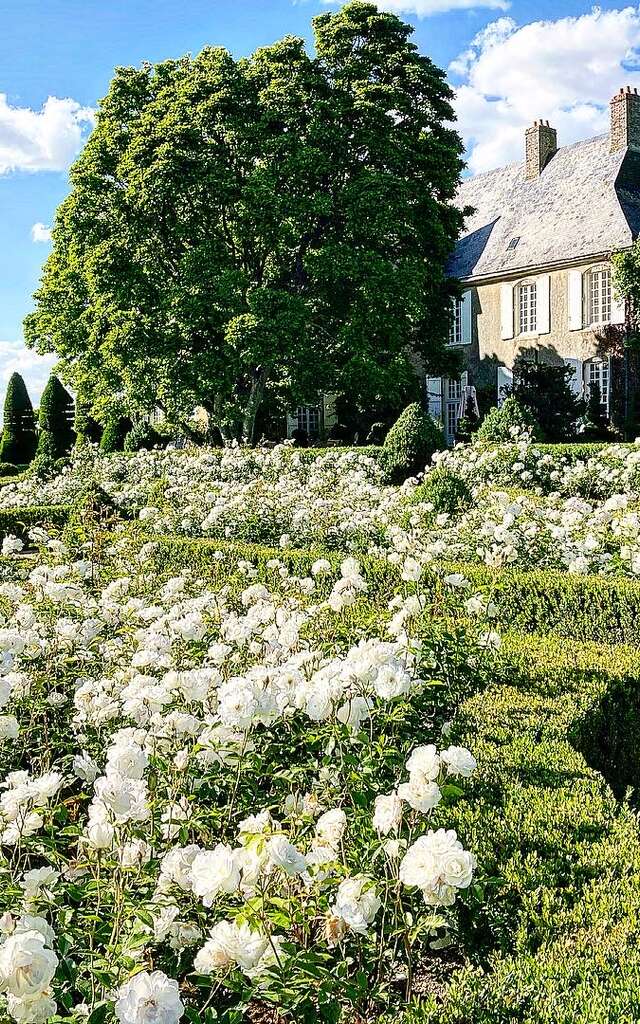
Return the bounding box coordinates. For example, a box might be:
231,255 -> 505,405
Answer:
210,368 -> 269,446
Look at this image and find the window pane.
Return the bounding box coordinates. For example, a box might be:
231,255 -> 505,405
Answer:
519,283 -> 537,334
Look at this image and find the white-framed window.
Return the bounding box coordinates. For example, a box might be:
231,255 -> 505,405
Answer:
585,359 -> 610,413
586,267 -> 612,325
448,291 -> 472,347
296,405 -> 320,436
449,298 -> 463,346
518,281 -> 537,335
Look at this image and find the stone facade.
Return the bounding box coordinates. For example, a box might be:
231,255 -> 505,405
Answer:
610,86 -> 640,154
438,86 -> 640,443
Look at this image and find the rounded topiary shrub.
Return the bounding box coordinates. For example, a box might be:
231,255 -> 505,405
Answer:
124,421 -> 161,452
409,467 -> 472,516
100,416 -> 133,454
475,396 -> 542,444
380,403 -> 445,483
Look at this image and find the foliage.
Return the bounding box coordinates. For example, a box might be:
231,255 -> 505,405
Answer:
508,360 -> 584,441
25,1 -> 464,442
475,397 -> 542,444
0,372 -> 37,465
74,391 -> 103,446
124,420 -> 162,452
37,375 -> 75,459
100,415 -> 133,454
454,395 -> 479,443
409,468 -> 472,518
380,403 -> 445,483
412,632 -> 640,1024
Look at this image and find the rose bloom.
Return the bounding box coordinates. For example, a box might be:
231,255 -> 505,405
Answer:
0,930 -> 58,998
333,877 -> 381,935
397,778 -> 441,813
405,744 -> 441,782
190,845 -> 240,906
315,808 -> 347,849
373,792 -> 402,835
399,829 -> 475,895
6,990 -> 57,1024
115,971 -> 184,1024
440,745 -> 477,778
266,836 -> 307,876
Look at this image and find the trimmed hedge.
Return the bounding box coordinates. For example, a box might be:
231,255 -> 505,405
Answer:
410,632 -> 640,1023
130,535 -> 640,646
0,505 -> 72,541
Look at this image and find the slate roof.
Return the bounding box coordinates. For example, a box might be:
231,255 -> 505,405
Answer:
447,134 -> 640,281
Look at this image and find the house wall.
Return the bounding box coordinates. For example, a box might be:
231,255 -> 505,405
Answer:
467,260 -> 614,371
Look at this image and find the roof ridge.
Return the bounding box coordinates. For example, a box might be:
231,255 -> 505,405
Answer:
462,133 -> 612,185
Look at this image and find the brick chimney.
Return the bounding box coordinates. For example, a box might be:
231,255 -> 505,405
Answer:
610,86 -> 640,153
525,120 -> 557,179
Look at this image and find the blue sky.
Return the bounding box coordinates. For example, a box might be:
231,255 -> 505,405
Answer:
2,0 -> 640,401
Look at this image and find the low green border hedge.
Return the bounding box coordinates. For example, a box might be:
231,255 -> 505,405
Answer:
408,632 -> 640,1023
0,505 -> 72,540
133,535 -> 640,645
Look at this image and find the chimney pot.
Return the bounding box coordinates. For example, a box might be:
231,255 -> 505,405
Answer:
525,120 -> 558,179
610,86 -> 640,152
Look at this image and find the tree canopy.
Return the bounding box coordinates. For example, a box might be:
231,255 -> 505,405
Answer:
25,1 -> 464,442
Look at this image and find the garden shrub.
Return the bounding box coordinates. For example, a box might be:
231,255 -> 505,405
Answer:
123,420 -> 162,452
37,374 -> 75,459
73,392 -> 103,447
410,632 -> 640,1024
509,360 -> 584,441
100,414 -> 133,453
0,504 -> 71,542
380,403 -> 445,483
0,462 -> 27,478
476,397 -> 542,444
410,468 -> 473,517
0,372 -> 37,464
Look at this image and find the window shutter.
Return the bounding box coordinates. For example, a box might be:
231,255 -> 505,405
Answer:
563,357 -> 583,397
497,365 -> 513,406
461,290 -> 472,344
537,274 -> 550,334
426,377 -> 442,420
500,284 -> 514,340
610,285 -> 625,325
568,270 -> 583,330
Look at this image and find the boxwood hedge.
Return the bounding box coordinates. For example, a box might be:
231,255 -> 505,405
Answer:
407,632 -> 640,1024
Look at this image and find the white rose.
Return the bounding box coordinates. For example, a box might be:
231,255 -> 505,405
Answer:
266,836 -> 307,876
114,971 -> 184,1024
373,792 -> 402,835
397,779 -> 441,813
20,867 -> 59,901
440,745 -> 477,778
333,877 -> 381,935
315,809 -> 346,849
405,744 -> 441,782
0,930 -> 58,997
190,845 -> 240,906
6,991 -> 57,1023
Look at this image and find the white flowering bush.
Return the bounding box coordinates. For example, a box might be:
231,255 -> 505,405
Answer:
0,517 -> 493,1023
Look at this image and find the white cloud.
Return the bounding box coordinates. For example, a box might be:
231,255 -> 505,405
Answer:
0,342 -> 56,405
31,223 -> 52,243
320,0 -> 509,16
0,94 -> 94,175
451,7 -> 640,174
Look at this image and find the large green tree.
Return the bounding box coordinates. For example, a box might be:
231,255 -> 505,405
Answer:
25,1 -> 464,442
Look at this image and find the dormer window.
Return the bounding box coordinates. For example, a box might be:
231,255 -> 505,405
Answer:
586,267 -> 612,325
518,281 -> 537,334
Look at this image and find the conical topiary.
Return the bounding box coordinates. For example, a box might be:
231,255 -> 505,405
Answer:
0,372 -> 37,464
36,375 -> 75,460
